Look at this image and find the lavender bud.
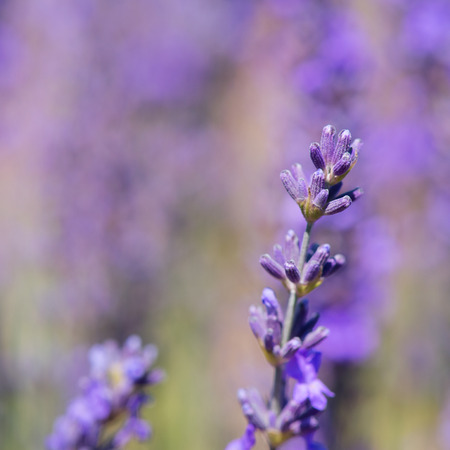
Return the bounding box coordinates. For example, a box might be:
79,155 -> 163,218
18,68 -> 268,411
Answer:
260,254 -> 286,280
280,170 -> 300,202
313,189 -> 329,210
309,142 -> 325,170
261,288 -> 282,318
280,337 -> 302,360
298,178 -> 308,200
273,244 -> 285,265
324,195 -> 352,215
332,152 -> 351,176
351,138 -> 363,154
290,299 -> 309,339
302,326 -> 330,349
328,181 -> 343,199
264,331 -> 275,353
320,124 -> 336,162
306,243 -> 319,261
301,263 -> 321,283
284,260 -> 301,283
278,400 -> 301,431
284,229 -> 300,262
249,313 -> 265,340
310,169 -> 324,200
300,417 -> 320,434
298,312 -> 320,339
309,244 -> 331,266
291,163 -> 306,181
339,187 -> 363,201
333,129 -> 352,163
322,254 -> 345,277
238,389 -> 267,430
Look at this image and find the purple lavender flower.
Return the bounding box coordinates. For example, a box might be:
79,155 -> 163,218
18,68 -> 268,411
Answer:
229,124 -> 363,450
260,230 -> 345,296
233,349 -> 333,449
280,126 -> 361,224
286,351 -> 334,412
46,336 -> 164,450
225,424 -> 256,450
249,288 -> 301,366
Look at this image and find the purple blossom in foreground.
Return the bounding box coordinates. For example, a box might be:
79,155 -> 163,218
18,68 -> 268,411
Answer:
225,424 -> 256,450
46,336 -> 164,450
234,295 -> 333,449
227,125 -> 362,449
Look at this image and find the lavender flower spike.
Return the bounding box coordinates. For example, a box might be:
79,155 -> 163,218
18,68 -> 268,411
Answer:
229,124 -> 365,450
46,336 -> 164,450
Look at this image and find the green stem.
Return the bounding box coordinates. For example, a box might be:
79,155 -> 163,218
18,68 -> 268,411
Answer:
281,222 -> 312,347
269,222 -> 313,448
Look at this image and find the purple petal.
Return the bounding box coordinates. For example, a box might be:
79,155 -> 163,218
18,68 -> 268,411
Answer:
284,230 -> 300,262
280,170 -> 301,201
238,389 -> 269,430
332,152 -> 351,176
309,142 -> 325,170
320,124 -> 336,162
273,244 -> 285,265
333,129 -> 352,163
261,288 -> 283,320
302,327 -> 330,349
284,260 -> 301,283
324,195 -> 352,215
280,337 -> 302,360
225,424 -> 256,450
322,254 -> 345,277
312,189 -> 329,210
291,163 -> 306,181
308,379 -> 334,410
310,169 -> 325,200
260,254 -> 286,280
301,263 -> 321,284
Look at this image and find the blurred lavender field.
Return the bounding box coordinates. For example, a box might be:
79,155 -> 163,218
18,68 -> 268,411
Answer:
0,0 -> 449,449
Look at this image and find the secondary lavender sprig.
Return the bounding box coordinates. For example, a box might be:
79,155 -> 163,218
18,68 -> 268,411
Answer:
227,125 -> 362,450
260,230 -> 345,297
46,336 -> 164,450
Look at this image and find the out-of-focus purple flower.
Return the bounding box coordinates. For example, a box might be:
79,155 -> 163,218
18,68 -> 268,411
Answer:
291,8 -> 371,120
46,336 -> 164,450
225,424 -> 256,450
396,0 -> 450,70
260,229 -> 345,296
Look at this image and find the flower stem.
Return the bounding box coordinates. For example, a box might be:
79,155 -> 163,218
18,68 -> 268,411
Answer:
269,222 -> 313,441
282,222 -> 313,347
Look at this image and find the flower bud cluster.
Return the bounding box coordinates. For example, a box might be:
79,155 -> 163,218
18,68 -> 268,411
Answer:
229,299 -> 333,450
46,336 -> 164,450
260,230 -> 345,297
280,125 -> 362,224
